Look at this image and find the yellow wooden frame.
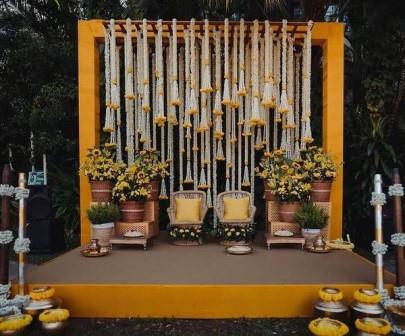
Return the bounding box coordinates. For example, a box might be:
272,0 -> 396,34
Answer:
78,20 -> 344,244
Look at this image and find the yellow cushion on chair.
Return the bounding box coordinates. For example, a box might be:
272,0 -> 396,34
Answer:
223,197 -> 250,220
175,198 -> 201,221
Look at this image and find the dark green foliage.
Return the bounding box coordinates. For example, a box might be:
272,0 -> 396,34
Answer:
87,203 -> 120,224
295,202 -> 328,230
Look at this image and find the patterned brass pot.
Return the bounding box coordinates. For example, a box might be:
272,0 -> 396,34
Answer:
350,300 -> 384,323
24,297 -> 62,318
314,288 -> 349,322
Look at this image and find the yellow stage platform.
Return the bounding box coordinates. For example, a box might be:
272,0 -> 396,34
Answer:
15,234 -> 394,318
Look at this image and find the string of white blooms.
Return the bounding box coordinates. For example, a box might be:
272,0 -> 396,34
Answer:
255,37 -> 264,151
238,19 -> 246,97
303,21 -> 313,145
199,41 -> 208,190
238,95 -> 243,189
193,44 -> 200,190
279,19 -> 289,115
300,36 -> 307,150
273,39 -> 281,149
124,19 -> 135,164
189,19 -> 198,115
250,118 -> 255,195
179,47 -> 185,190
170,19 -> 181,109
142,19 -> 150,116
222,19 -> 231,106
152,57 -> 157,151
116,47 -> 123,162
231,30 -> 239,109
242,44 -> 251,187
155,20 -> 166,127
133,51 -> 139,151
201,19 -> 213,94
262,20 -> 274,110
250,20 -> 261,126
136,28 -> 144,146
167,40 -> 175,195
294,52 -> 301,159
285,35 -> 295,158
225,104 -> 231,191
103,26 -> 113,134
108,19 -> 117,148
184,28 -> 193,184
213,29 -> 224,141
206,90 -> 212,207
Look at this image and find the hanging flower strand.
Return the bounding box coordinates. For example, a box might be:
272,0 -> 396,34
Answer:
262,20 -> 274,108
154,19 -> 166,127
250,20 -> 262,126
279,19 -> 289,114
222,19 -> 231,106
238,19 -> 247,97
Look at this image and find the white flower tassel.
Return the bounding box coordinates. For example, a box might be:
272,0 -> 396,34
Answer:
159,178 -> 168,200
154,20 -> 166,127
238,19 -> 247,96
262,21 -> 274,108
141,19 -> 150,113
222,19 -> 232,106
200,19 -> 213,94
216,140 -> 225,161
279,20 -> 289,114
170,19 -> 181,107
242,164 -> 250,187
250,20 -> 262,126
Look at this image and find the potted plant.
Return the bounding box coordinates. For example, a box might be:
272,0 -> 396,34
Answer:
269,157 -> 311,222
216,224 -> 255,246
295,202 -> 329,248
256,149 -> 286,201
133,150 -> 168,201
113,164 -> 151,223
168,226 -> 203,246
79,147 -> 125,202
87,203 -> 120,247
301,146 -> 338,202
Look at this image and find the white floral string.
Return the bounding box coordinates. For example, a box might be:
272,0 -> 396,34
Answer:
389,184 -> 404,197
370,192 -> 386,206
371,240 -> 388,255
391,233 -> 405,247
0,230 -> 13,245
14,237 -> 30,254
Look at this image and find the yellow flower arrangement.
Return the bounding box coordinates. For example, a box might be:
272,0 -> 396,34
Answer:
301,146 -> 338,182
308,318 -> 349,336
355,318 -> 391,335
29,286 -> 55,300
39,309 -> 70,323
133,150 -> 169,180
79,147 -> 126,181
0,314 -> 32,331
318,288 -> 343,302
113,163 -> 152,202
353,289 -> 381,304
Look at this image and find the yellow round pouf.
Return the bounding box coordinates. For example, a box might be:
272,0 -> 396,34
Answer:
29,286 -> 55,300
309,317 -> 349,336
319,288 -> 344,302
39,309 -> 70,323
353,289 -> 381,304
355,318 -> 391,335
0,314 -> 32,331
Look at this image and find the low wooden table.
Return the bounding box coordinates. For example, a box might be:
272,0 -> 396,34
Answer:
109,236 -> 153,250
265,233 -> 305,250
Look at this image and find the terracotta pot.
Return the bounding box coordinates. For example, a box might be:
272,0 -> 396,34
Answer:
119,201 -> 144,223
310,180 -> 332,202
147,180 -> 159,201
278,202 -> 300,223
89,180 -> 113,202
91,223 -> 114,247
263,180 -> 276,201
302,228 -> 321,249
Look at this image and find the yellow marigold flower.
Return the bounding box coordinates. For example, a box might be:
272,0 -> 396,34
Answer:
308,318 -> 349,336
355,318 -> 391,335
29,286 -> 55,300
0,314 -> 32,331
281,165 -> 289,171
354,289 -> 381,304
39,309 -> 70,323
318,288 -> 343,302
287,168 -> 294,175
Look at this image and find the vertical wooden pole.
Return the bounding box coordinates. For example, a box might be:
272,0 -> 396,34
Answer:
322,23 -> 344,239
78,21 -> 101,245
18,173 -> 26,295
392,168 -> 405,286
0,164 -> 12,285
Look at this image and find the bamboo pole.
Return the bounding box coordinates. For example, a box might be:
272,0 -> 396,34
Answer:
0,164 -> 12,285
373,174 -> 384,292
392,168 -> 405,286
18,173 -> 27,295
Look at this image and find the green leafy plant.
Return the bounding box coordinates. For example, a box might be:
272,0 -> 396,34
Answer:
295,202 -> 328,230
87,203 -> 120,225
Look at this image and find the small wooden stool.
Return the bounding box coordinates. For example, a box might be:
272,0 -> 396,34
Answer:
110,220 -> 154,250
109,236 -> 153,250
265,233 -> 305,250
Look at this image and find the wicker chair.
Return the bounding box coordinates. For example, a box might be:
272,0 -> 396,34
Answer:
215,191 -> 256,226
167,191 -> 208,227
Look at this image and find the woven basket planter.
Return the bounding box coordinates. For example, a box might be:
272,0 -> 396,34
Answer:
90,180 -> 113,202
91,223 -> 114,247
278,201 -> 300,223
310,180 -> 332,202
147,180 -> 159,201
119,201 -> 144,223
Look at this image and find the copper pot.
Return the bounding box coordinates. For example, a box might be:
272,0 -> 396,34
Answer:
147,180 -> 159,201
263,181 -> 276,201
310,180 -> 332,202
119,201 -> 145,223
278,202 -> 300,223
89,180 -> 113,202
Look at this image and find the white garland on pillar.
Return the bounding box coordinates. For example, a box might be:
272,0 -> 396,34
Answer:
115,47 -> 123,162
179,47 -> 185,190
